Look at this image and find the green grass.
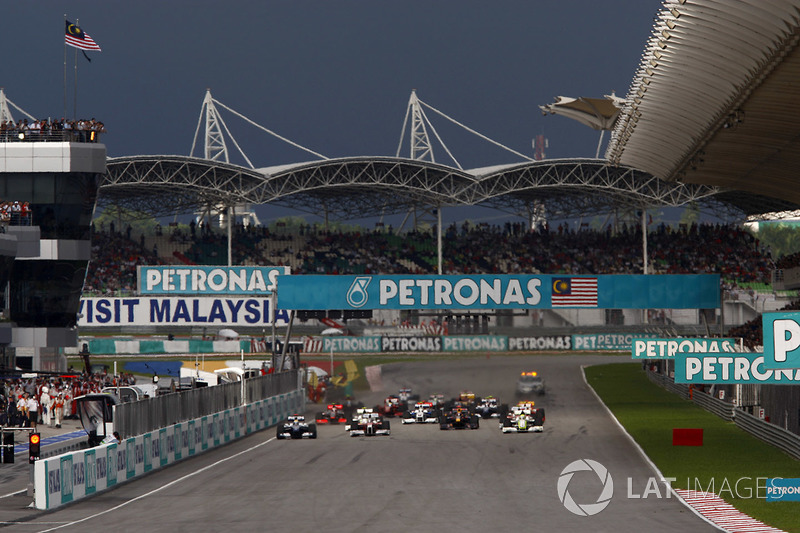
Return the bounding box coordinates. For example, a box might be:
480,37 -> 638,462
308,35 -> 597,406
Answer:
585,363 -> 800,532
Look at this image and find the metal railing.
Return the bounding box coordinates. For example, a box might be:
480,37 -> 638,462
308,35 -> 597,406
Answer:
733,409 -> 800,460
114,369 -> 299,438
646,370 -> 690,400
647,370 -> 800,459
691,390 -> 735,421
0,130 -> 102,143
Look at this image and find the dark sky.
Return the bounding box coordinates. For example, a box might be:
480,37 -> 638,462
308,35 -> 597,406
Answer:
5,1 -> 665,226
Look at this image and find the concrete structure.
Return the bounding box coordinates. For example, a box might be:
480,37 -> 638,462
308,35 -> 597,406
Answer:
0,133 -> 105,371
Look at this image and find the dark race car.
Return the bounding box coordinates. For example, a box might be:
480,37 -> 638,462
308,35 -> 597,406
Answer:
374,395 -> 406,418
453,391 -> 479,409
345,408 -> 391,437
474,396 -> 501,419
315,403 -> 349,424
439,404 -> 480,430
402,401 -> 439,424
500,401 -> 545,433
276,415 -> 318,439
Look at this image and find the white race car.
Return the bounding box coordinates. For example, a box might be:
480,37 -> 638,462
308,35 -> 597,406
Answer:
345,408 -> 391,437
500,402 -> 545,433
402,401 -> 439,424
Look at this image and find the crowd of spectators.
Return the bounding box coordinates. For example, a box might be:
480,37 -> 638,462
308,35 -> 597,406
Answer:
294,220 -> 772,283
0,370 -> 136,428
82,219 -> 777,295
83,230 -> 164,295
0,200 -> 32,226
0,117 -> 106,142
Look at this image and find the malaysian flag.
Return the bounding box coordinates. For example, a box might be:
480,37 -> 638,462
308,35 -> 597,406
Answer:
551,277 -> 598,307
65,21 -> 102,51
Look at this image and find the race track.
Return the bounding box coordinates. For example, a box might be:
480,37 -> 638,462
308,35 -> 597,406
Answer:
9,355 -> 719,532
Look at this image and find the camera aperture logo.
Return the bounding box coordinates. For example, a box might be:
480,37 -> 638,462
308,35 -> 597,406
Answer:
557,459 -> 614,516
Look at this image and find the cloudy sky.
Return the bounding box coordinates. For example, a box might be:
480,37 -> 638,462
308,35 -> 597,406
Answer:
6,1 -> 665,225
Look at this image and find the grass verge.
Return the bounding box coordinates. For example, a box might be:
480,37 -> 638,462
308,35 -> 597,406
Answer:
585,362 -> 800,532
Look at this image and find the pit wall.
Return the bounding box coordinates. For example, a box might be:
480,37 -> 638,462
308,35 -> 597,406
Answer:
33,388 -> 305,510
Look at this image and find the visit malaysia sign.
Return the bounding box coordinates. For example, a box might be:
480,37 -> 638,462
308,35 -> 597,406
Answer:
78,297 -> 289,327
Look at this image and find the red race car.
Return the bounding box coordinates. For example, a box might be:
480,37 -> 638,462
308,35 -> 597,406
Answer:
374,395 -> 406,418
315,403 -> 349,424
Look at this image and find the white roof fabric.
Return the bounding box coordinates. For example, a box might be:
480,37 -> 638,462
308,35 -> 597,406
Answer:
606,0 -> 800,205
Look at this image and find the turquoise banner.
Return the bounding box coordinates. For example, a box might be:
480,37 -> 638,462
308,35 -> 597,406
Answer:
574,333 -> 659,351
674,352 -> 800,384
762,311 -> 800,369
277,274 -> 720,310
631,337 -> 736,359
766,479 -> 800,502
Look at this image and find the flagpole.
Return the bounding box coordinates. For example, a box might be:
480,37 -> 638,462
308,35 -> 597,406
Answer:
63,14 -> 68,121
73,19 -> 79,120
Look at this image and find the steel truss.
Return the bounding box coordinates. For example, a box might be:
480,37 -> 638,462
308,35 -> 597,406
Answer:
102,156 -> 800,222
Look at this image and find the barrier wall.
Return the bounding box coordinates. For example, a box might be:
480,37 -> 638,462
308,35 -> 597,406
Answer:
302,333 -> 647,354
647,371 -> 800,460
33,388 -> 305,510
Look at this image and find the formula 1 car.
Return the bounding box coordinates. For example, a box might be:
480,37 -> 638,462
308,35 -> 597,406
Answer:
474,396 -> 501,419
439,404 -> 480,430
374,395 -> 406,418
428,393 -> 446,408
448,391 -> 482,412
276,415 -> 318,439
402,401 -> 439,424
500,401 -> 545,433
345,408 -> 391,437
315,403 -> 349,424
398,387 -> 421,408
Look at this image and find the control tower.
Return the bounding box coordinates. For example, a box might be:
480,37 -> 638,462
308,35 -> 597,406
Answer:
0,94 -> 104,371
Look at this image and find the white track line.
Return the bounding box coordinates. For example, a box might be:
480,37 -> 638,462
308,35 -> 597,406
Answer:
36,436 -> 276,532
580,364 -> 725,532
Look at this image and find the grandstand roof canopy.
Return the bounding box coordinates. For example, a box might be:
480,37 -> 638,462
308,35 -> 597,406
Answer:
102,0 -> 800,223
606,0 -> 800,211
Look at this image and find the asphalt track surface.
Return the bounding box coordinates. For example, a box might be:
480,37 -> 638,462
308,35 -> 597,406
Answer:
1,355 -> 720,532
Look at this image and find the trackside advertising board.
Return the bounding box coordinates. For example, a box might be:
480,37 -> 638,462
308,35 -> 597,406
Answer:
673,352 -> 800,384
766,479 -> 800,502
575,333 -> 659,351
276,274 -> 720,310
78,297 -> 290,327
35,389 -> 305,510
762,311 -> 800,369
631,338 -> 736,359
138,266 -> 289,295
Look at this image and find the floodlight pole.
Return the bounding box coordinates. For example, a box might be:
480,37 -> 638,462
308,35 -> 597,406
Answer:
642,208 -> 649,326
227,205 -> 233,267
437,206 -> 443,275
641,208 -> 648,275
